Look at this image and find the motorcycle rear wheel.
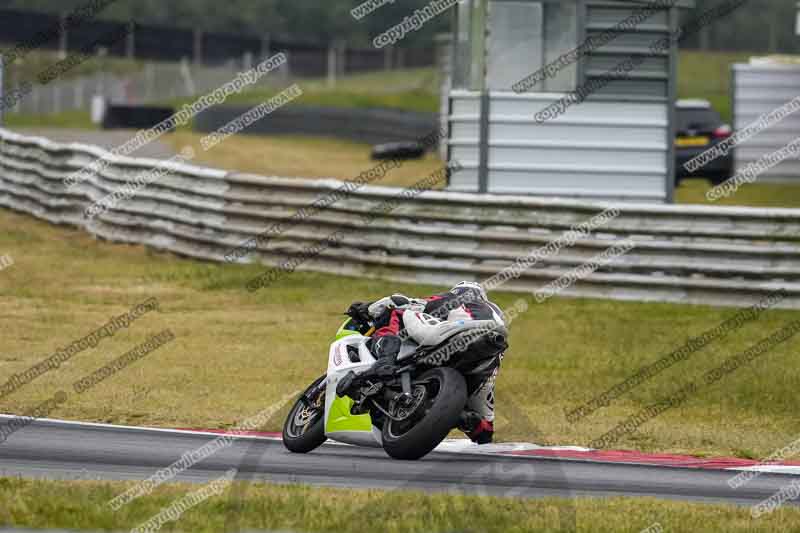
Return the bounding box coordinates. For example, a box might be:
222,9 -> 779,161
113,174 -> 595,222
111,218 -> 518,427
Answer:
282,375 -> 327,453
381,367 -> 467,460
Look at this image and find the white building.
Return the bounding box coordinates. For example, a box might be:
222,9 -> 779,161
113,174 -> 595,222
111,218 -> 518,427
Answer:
444,0 -> 694,202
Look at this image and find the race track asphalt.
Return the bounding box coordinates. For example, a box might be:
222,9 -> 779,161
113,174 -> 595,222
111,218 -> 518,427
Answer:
0,417 -> 797,508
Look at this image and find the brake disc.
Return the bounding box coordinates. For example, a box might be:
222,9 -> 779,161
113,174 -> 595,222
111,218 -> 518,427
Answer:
389,384 -> 426,421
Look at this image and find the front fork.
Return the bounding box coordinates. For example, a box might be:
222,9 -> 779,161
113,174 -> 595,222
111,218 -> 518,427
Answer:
300,377 -> 326,407
400,371 -> 413,400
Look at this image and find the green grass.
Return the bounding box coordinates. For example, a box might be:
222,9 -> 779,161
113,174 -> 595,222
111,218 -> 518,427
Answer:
2,477 -> 800,533
286,87 -> 438,113
676,178 -> 800,208
165,131 -> 447,188
168,67 -> 440,114
3,108 -> 96,129
288,67 -> 440,95
678,50 -> 756,124
193,69 -> 439,113
1,208 -> 800,459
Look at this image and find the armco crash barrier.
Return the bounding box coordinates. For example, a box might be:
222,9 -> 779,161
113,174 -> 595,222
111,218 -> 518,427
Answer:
0,128 -> 799,309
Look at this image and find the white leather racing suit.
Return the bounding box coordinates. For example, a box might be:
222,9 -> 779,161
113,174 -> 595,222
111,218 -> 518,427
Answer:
362,282 -> 505,444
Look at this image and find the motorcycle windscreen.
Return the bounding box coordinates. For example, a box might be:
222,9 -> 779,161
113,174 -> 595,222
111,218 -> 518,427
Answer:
335,318 -> 361,341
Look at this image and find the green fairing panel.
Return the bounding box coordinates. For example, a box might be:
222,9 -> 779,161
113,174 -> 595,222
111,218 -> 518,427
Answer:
326,395 -> 373,433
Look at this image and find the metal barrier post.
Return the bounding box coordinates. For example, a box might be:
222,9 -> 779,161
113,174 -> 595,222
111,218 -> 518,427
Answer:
0,54 -> 4,127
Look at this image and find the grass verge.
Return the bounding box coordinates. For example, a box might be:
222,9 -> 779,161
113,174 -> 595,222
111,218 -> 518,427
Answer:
166,132 -> 447,188
3,109 -> 97,130
675,178 -> 800,208
1,478 -> 799,533
1,208 -> 799,458
677,50 -> 756,123
221,67 -> 439,113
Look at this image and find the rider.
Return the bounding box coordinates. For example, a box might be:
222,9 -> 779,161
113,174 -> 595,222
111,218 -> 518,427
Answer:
350,281 -> 505,444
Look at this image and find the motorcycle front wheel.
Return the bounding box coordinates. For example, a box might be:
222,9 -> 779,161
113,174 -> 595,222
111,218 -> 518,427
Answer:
381,367 -> 467,460
282,375 -> 327,453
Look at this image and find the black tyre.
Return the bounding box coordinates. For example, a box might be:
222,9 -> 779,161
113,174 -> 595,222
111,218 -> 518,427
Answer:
282,375 -> 327,454
371,141 -> 426,161
381,367 -> 467,460
709,172 -> 730,186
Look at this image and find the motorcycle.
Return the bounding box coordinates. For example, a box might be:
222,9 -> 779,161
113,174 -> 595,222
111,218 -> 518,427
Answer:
282,305 -> 508,460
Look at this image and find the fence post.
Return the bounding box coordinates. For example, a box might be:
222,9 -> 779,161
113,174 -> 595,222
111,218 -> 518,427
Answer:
0,55 -> 4,126
384,46 -> 394,70
698,25 -> 710,50
53,84 -> 61,114
435,33 -> 453,162
281,51 -> 291,83
193,29 -> 204,65
337,39 -> 347,77
93,70 -> 104,117
226,58 -> 237,76
75,78 -> 84,109
59,12 -> 68,59
8,63 -> 19,115
96,47 -> 109,102
327,42 -> 337,88
243,51 -> 254,70
796,1 -> 800,37
261,34 -> 271,61
126,22 -> 136,59
180,57 -> 196,97
31,84 -> 40,115
145,63 -> 155,101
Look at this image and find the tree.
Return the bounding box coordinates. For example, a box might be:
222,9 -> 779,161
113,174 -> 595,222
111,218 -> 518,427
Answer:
2,0 -> 796,53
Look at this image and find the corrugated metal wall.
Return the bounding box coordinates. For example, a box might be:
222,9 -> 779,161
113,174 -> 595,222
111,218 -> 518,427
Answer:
583,1 -> 672,99
447,0 -> 677,201
448,91 -> 669,200
732,63 -> 800,182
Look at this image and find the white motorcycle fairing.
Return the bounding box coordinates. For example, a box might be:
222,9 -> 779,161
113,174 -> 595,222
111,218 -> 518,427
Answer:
321,314 -> 503,448
322,334 -> 383,447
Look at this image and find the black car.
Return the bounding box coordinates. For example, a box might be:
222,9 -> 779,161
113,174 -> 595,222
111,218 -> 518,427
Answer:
674,99 -> 734,186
